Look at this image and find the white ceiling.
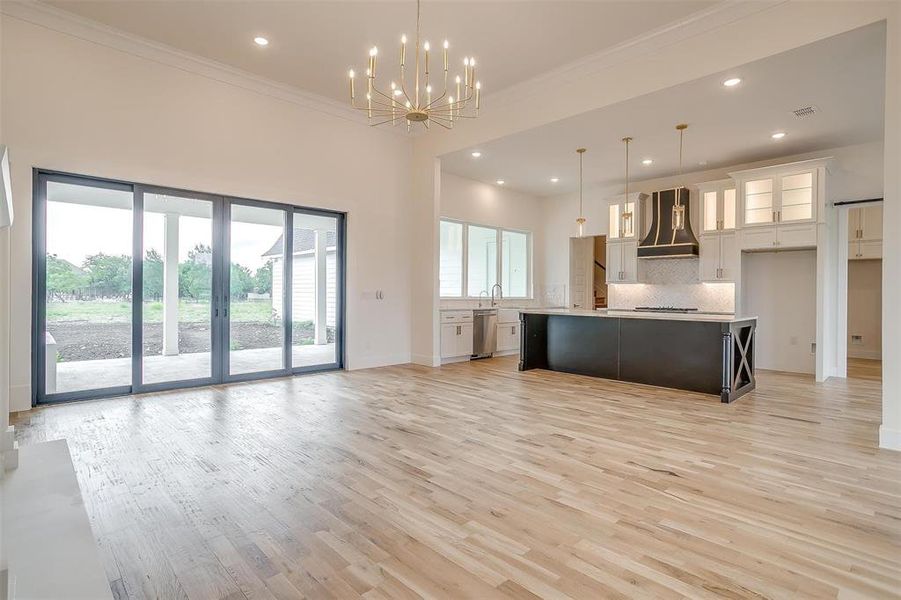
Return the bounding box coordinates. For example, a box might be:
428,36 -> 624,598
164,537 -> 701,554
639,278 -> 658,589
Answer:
45,0 -> 715,103
440,22 -> 887,196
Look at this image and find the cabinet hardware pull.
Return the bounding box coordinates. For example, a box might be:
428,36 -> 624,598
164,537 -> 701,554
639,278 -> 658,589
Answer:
511,326 -> 516,335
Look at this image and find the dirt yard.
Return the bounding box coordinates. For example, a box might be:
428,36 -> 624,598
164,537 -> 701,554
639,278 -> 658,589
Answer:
47,321 -> 334,362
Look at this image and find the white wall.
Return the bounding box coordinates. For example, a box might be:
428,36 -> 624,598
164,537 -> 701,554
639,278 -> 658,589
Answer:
742,250 -> 818,374
438,172 -> 547,307
848,259 -> 882,359
540,142 -> 885,310
0,12 -> 414,411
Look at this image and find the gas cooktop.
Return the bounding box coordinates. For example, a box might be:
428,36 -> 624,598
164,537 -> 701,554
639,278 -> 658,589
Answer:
633,306 -> 699,313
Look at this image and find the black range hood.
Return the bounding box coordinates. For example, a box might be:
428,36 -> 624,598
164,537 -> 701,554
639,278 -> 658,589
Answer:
637,187 -> 700,258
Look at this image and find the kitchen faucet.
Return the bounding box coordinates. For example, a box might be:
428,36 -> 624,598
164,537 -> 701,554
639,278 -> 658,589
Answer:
478,290 -> 489,307
490,283 -> 503,307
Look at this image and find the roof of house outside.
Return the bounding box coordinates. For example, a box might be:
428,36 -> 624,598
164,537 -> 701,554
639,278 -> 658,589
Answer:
262,229 -> 337,258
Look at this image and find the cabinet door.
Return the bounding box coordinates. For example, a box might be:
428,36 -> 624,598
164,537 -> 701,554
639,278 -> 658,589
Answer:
496,322 -> 519,351
779,172 -> 814,223
858,240 -> 882,260
722,188 -> 737,230
458,323 -> 474,356
719,232 -> 738,281
701,190 -> 719,234
740,226 -> 777,250
620,240 -> 638,283
440,324 -> 459,358
860,205 -> 882,241
699,235 -> 720,282
778,222 -> 817,249
848,240 -> 862,260
744,178 -> 774,227
606,241 -> 622,283
848,207 -> 862,240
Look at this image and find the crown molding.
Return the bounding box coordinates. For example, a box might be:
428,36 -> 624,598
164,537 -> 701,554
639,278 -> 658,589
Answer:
1,0 -> 414,137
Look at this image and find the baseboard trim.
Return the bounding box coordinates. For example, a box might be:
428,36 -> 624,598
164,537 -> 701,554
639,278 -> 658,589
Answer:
346,353 -> 412,371
10,383 -> 31,412
879,426 -> 901,452
411,353 -> 440,367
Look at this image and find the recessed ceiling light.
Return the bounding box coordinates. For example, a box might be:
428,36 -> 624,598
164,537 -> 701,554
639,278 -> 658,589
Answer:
771,132 -> 786,139
550,177 -> 559,183
641,159 -> 653,166
723,77 -> 741,87
254,36 -> 269,46
471,151 -> 482,158
496,179 -> 505,185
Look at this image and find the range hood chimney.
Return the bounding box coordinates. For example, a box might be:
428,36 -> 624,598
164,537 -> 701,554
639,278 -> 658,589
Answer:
637,123 -> 700,259
637,187 -> 700,258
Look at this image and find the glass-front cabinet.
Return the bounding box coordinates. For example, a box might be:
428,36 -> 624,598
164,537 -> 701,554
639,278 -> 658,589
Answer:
730,158 -> 828,251
607,192 -> 647,240
738,167 -> 818,229
698,180 -> 737,234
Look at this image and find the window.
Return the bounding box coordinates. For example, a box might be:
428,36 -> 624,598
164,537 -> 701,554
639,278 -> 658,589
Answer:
467,225 -> 498,298
439,220 -> 463,297
439,219 -> 531,299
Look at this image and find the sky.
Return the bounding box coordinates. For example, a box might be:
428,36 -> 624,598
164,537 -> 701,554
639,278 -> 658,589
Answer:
47,202 -> 281,271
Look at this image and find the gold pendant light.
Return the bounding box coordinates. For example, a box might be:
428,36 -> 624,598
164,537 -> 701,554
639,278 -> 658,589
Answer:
576,148 -> 587,237
622,137 -> 633,237
672,124 -> 688,231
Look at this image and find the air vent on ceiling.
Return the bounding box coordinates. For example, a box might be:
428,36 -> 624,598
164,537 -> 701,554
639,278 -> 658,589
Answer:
792,105 -> 819,118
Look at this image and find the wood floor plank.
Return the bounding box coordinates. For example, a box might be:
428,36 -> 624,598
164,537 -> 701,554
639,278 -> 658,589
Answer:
12,356 -> 900,599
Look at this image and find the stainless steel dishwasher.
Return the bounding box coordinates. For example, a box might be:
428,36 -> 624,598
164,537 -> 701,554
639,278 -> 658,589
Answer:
472,309 -> 498,358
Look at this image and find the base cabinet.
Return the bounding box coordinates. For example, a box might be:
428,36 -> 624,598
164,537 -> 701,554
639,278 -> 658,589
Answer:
496,321 -> 520,352
440,310 -> 474,360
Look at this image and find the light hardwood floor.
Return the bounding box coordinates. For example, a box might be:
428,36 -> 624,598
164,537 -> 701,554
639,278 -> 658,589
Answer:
12,357 -> 901,599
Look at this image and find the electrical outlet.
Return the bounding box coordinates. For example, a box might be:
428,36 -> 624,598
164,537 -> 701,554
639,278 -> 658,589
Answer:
851,335 -> 864,345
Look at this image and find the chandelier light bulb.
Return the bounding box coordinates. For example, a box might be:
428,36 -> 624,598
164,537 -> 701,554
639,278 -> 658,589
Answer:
390,81 -> 396,90
369,47 -> 378,57
475,81 -> 481,90
401,34 -> 407,44
348,69 -> 355,79
443,40 -> 449,49
424,41 -> 430,51
463,57 -> 469,67
426,84 -> 432,93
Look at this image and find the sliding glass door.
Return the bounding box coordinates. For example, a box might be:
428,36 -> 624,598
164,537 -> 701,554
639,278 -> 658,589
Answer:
140,190 -> 217,386
33,170 -> 345,404
40,176 -> 134,397
227,203 -> 287,377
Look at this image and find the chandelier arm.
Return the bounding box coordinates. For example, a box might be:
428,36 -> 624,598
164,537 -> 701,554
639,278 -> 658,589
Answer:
371,86 -> 403,108
424,88 -> 449,109
429,118 -> 453,130
368,116 -> 405,127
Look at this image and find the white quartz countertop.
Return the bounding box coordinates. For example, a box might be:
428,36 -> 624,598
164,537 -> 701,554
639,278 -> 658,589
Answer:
520,308 -> 757,323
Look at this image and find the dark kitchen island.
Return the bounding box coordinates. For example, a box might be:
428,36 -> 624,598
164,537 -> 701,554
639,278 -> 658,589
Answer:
518,309 -> 757,403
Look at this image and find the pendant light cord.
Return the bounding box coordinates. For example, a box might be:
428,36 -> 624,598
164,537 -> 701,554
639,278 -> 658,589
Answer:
579,151 -> 583,216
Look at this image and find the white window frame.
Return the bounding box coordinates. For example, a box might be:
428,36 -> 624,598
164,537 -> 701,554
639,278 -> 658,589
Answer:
438,218 -> 532,300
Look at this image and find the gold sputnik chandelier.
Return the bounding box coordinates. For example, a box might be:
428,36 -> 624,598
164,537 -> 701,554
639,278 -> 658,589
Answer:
348,0 -> 481,131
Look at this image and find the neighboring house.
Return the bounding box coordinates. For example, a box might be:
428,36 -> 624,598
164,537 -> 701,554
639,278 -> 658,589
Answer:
262,229 -> 337,327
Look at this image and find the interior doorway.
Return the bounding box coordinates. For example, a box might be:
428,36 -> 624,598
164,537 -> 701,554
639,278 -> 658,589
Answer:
569,235 -> 607,309
845,201 -> 883,381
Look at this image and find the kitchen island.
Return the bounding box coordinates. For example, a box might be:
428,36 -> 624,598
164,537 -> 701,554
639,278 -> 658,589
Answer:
519,309 -> 757,403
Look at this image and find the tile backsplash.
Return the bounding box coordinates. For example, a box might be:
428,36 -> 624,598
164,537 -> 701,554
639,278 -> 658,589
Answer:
609,258 -> 735,313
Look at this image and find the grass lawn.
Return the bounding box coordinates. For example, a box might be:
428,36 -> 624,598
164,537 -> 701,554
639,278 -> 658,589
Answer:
47,299 -> 276,323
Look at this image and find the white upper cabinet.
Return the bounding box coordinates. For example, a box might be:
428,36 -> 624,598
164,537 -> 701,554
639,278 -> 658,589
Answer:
607,192 -> 648,240
698,180 -> 737,234
730,158 -> 829,251
848,203 -> 883,260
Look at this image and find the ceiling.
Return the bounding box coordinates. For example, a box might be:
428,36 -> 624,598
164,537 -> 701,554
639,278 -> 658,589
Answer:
440,22 -> 887,196
46,0 -> 715,103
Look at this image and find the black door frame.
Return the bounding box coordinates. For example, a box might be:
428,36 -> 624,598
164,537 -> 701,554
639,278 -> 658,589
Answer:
31,168 -> 346,405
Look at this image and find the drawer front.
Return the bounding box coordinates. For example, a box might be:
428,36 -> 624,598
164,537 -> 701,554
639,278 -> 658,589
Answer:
778,222 -> 817,248
440,310 -> 473,324
739,226 -> 777,250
